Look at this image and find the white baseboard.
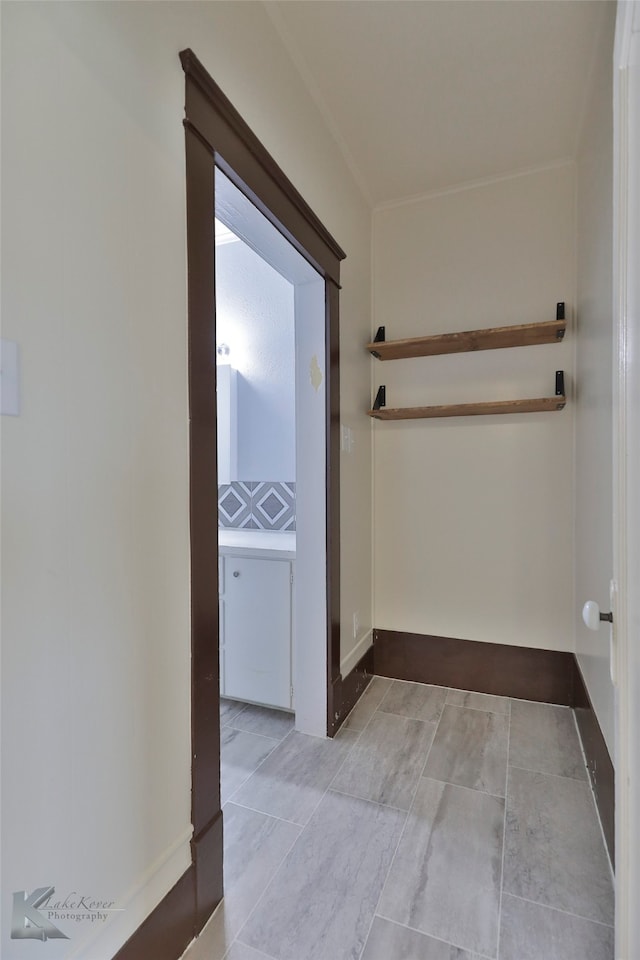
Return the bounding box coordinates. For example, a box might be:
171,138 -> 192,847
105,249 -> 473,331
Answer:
340,629 -> 373,679
67,825 -> 193,960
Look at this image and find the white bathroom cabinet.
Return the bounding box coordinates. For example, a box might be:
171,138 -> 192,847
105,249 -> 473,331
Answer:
219,532 -> 295,710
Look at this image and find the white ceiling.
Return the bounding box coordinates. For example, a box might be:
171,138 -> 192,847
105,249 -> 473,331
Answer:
266,0 -> 610,207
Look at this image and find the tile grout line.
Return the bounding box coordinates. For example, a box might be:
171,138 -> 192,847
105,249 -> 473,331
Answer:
223,798 -> 303,828
231,721 -> 370,957
355,820 -> 407,959
503,703 -> 614,935
223,728 -> 295,806
507,761 -> 590,784
225,684 -> 500,959
338,677 -> 388,736
351,680 -> 429,960
503,891 -> 616,929
334,675 -> 395,741
496,698 -> 512,960
223,936 -> 279,960
418,774 -> 505,799
355,687 -> 449,960
226,724 -> 292,742
220,701 -> 250,725
226,683 -> 379,877
327,784 -> 411,815
418,690 -> 448,778
441,699 -> 511,718
341,690 -> 512,850
378,707 -> 444,727
374,911 -> 496,960
361,677 -> 395,727
230,807 -> 308,958
221,685 -> 424,960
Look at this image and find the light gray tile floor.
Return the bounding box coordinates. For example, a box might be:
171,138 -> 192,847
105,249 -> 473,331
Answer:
220,726 -> 280,805
361,916 -> 482,960
378,679 -> 447,723
503,767 -> 614,925
184,685 -> 614,960
499,894 -> 614,960
226,703 -> 295,741
230,727 -> 359,825
331,711 -> 437,809
509,700 -> 587,781
423,704 -> 508,797
446,688 -> 510,716
220,698 -> 249,725
339,676 -> 392,732
377,778 -> 504,956
239,790 -> 406,960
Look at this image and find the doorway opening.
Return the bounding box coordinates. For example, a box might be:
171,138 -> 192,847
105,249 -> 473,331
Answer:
214,167 -> 328,749
181,48 -> 345,931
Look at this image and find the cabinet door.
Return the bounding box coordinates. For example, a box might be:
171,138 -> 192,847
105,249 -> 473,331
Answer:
223,555 -> 291,709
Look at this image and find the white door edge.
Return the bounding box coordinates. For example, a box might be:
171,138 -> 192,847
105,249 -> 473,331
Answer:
613,3 -> 640,956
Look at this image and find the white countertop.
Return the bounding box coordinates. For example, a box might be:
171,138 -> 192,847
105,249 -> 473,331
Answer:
218,529 -> 296,558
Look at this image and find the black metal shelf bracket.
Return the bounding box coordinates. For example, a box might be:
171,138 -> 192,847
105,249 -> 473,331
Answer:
373,385 -> 386,410
556,302 -> 566,337
370,327 -> 386,359
556,370 -> 565,396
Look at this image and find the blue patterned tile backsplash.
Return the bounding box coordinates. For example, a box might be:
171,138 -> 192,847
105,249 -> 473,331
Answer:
218,481 -> 296,531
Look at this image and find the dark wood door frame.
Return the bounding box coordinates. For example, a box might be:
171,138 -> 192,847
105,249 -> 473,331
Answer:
110,50 -> 345,960
181,49 -> 345,935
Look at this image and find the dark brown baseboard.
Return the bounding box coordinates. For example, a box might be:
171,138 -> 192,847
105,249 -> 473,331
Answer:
373,628 -> 614,868
112,866 -> 196,960
573,660 -> 615,866
112,812 -> 223,959
332,643 -> 374,734
192,811 -> 224,931
373,629 -> 575,704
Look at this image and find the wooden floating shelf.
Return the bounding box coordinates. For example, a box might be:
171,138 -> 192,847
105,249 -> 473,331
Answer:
368,395 -> 566,421
367,318 -> 566,361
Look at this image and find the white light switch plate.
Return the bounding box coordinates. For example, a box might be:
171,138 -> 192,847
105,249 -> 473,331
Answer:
0,339 -> 20,416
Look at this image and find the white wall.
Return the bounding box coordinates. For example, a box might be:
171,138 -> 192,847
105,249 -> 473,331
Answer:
216,240 -> 296,481
574,2 -> 617,756
0,2 -> 372,957
294,279 -> 328,737
373,165 -> 575,651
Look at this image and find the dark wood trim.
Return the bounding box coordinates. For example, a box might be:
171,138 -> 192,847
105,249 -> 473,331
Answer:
331,644 -> 375,733
161,48 -> 346,960
192,812 -> 224,932
111,867 -> 196,960
573,658 -> 615,866
326,278 -> 342,735
186,123 -> 221,848
373,629 -> 576,705
180,49 -> 345,285
179,117 -> 224,957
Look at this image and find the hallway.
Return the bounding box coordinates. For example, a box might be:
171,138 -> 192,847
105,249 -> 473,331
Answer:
182,678 -> 613,960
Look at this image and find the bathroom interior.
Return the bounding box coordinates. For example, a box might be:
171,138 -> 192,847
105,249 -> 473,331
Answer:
215,169 -> 327,801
